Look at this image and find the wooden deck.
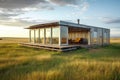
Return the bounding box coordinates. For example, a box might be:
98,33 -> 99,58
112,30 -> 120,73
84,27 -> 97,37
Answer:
21,43 -> 90,51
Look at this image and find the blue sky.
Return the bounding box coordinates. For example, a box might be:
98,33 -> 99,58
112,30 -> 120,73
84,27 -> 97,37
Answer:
0,0 -> 120,37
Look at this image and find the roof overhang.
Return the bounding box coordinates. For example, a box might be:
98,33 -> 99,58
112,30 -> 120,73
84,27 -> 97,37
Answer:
25,22 -> 59,29
25,20 -> 109,30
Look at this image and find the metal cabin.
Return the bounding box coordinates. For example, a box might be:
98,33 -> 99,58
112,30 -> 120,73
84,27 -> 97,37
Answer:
22,21 -> 110,51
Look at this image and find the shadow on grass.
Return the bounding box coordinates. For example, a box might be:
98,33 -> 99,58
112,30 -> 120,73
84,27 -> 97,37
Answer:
53,48 -> 88,56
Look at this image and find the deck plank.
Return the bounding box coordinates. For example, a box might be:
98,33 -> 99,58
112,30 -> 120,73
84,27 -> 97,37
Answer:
21,43 -> 89,51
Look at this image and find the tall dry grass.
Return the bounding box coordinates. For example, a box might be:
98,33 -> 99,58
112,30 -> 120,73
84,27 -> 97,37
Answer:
0,37 -> 28,43
110,37 -> 120,43
1,60 -> 120,80
0,38 -> 120,80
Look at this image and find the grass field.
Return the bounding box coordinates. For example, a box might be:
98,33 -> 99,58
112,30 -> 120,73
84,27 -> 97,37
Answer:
0,38 -> 120,80
110,38 -> 120,43
0,37 -> 28,43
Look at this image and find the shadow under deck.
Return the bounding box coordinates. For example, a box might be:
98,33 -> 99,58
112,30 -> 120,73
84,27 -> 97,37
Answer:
21,43 -> 89,52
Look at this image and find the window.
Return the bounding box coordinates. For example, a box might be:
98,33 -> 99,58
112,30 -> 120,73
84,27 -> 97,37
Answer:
31,29 -> 35,43
40,29 -> 44,44
52,27 -> 59,44
99,29 -> 102,45
61,26 -> 68,44
104,31 -> 107,43
93,31 -> 97,44
35,29 -> 40,43
45,28 -> 51,44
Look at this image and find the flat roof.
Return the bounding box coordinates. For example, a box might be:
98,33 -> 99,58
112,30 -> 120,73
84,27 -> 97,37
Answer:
26,22 -> 59,29
26,20 -> 110,30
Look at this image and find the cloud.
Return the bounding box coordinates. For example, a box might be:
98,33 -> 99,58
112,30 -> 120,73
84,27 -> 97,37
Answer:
0,18 -> 40,27
0,0 -> 47,9
0,0 -> 89,13
101,17 -> 120,24
69,1 -> 89,17
0,12 -> 21,18
0,0 -> 54,27
49,0 -> 90,16
0,0 -> 53,17
0,0 -> 89,27
49,0 -> 79,6
0,0 -> 88,13
79,2 -> 89,14
0,17 -> 54,27
0,0 -> 82,11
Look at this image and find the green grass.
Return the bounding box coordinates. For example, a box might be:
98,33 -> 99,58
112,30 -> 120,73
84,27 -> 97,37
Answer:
0,43 -> 120,80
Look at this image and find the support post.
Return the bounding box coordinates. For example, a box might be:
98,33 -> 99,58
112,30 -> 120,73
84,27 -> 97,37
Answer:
66,27 -> 68,45
59,26 -> 61,46
90,28 -> 93,45
34,29 -> 36,43
44,28 -> 46,44
97,28 -> 99,45
29,29 -> 31,43
38,29 -> 40,43
50,27 -> 52,44
102,29 -> 104,45
88,30 -> 91,45
108,30 -> 110,44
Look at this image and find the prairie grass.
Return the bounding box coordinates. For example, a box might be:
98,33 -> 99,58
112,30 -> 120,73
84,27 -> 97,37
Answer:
0,38 -> 120,80
0,37 -> 28,43
110,37 -> 120,43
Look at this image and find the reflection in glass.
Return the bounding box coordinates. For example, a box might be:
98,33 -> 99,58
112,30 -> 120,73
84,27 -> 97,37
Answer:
61,26 -> 68,44
99,29 -> 102,45
31,29 -> 34,43
52,27 -> 59,44
40,29 -> 44,44
46,28 -> 51,44
36,29 -> 39,43
104,32 -> 107,43
93,31 -> 97,44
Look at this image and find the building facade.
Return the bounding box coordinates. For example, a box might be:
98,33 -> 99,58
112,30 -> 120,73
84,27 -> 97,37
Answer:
26,21 -> 110,46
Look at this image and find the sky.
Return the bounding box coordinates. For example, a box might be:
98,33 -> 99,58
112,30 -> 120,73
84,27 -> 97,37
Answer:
0,0 -> 120,38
